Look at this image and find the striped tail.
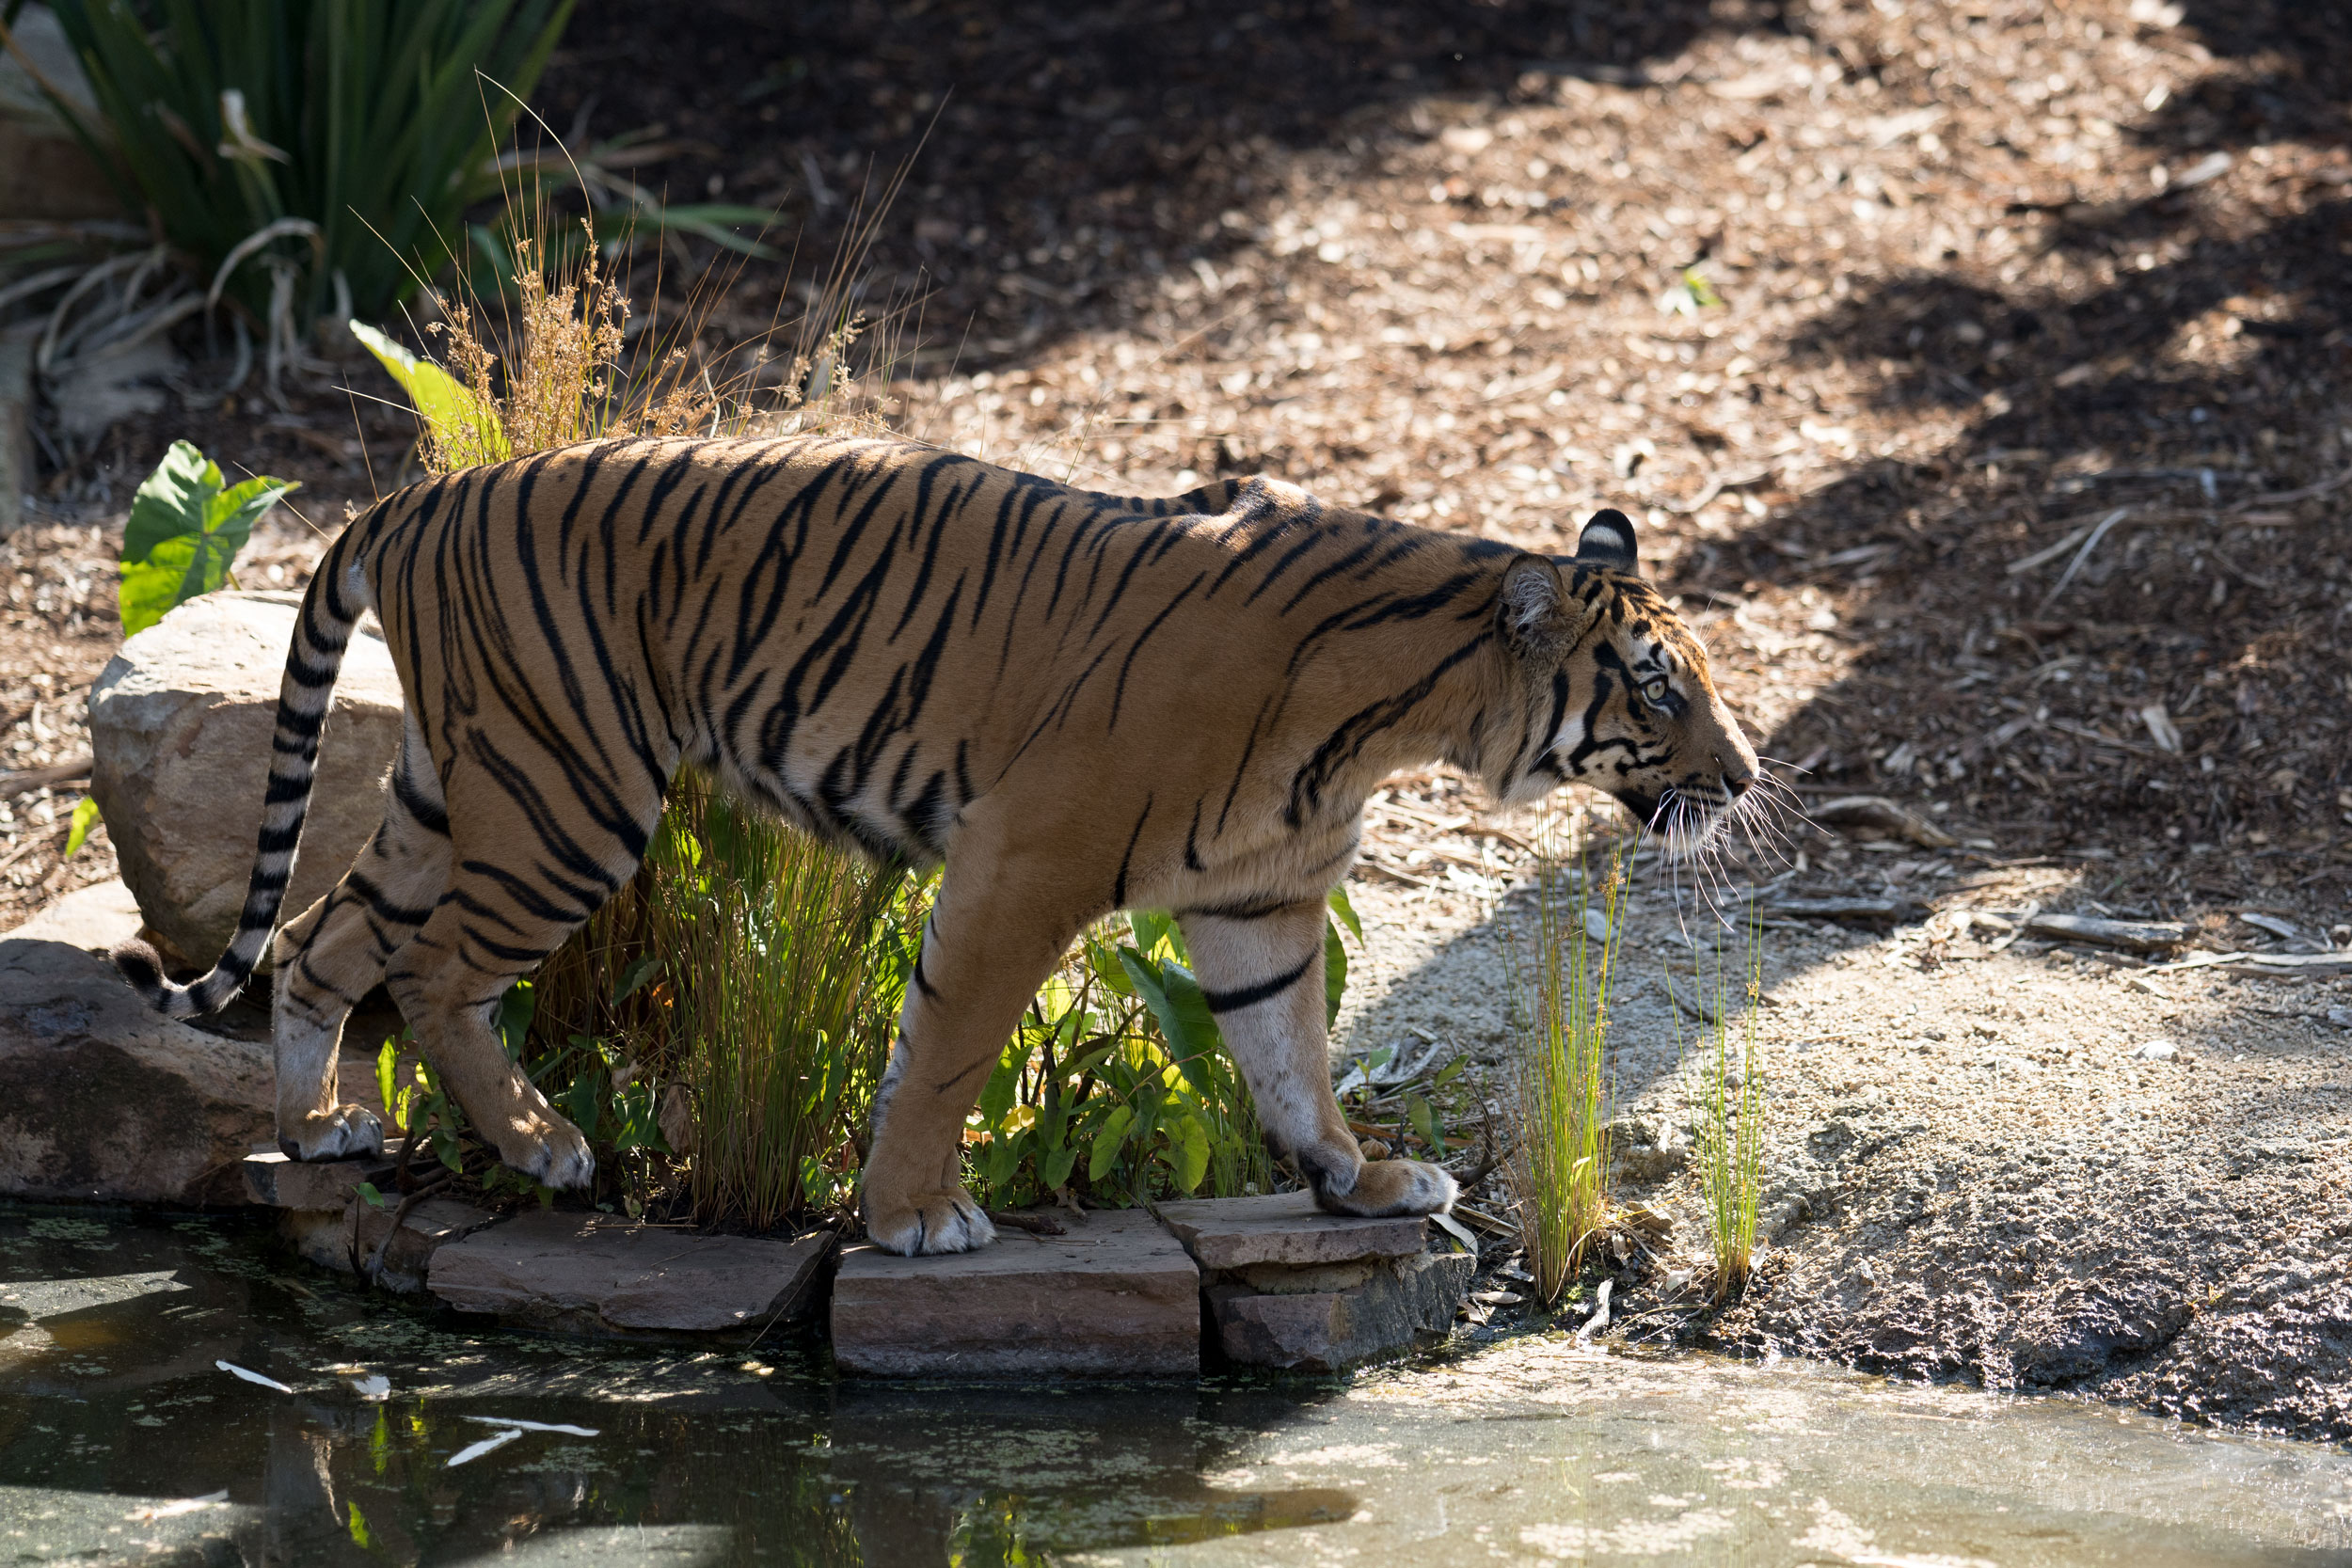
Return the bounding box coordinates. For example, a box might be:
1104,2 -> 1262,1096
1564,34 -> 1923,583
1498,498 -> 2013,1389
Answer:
113,527 -> 373,1017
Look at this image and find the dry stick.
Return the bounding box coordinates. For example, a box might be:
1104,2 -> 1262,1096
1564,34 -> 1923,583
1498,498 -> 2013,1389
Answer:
2037,506 -> 2130,613
0,755 -> 92,798
986,1209 -> 1066,1237
360,1171 -> 453,1286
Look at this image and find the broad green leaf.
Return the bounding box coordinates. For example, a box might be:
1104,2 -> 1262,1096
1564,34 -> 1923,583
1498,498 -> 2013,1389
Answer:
1127,909 -> 1176,960
350,320 -> 510,464
610,952 -> 661,1006
1120,953 -> 1226,1100
1085,936 -> 1136,996
1324,918 -> 1347,1031
353,1181 -> 385,1209
1173,1114 -> 1211,1194
977,1047 -> 1022,1124
1327,884 -> 1362,942
497,981 -> 535,1061
1407,1093 -> 1445,1152
119,441 -> 296,636
619,201 -> 780,258
1042,1144 -> 1077,1191
63,796 -> 101,858
1433,1054 -> 1467,1089
1089,1104 -> 1136,1182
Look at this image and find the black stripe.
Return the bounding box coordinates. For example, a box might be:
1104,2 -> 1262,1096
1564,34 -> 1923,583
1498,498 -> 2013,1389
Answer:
1200,949 -> 1317,1014
392,763 -> 450,834
1111,793 -> 1152,909
1178,896 -> 1290,922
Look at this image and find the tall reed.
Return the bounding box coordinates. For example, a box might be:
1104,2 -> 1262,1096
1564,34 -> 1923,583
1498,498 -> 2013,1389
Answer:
1503,831 -> 1629,1307
1680,914 -> 1769,1300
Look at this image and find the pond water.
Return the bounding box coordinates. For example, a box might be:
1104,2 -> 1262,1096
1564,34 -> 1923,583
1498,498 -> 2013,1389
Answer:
3,1207 -> 2348,1566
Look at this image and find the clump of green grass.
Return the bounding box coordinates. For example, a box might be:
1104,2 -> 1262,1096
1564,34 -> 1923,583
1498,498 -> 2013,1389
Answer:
1502,830 -> 1629,1307
650,771 -> 919,1231
1677,916 -> 1769,1300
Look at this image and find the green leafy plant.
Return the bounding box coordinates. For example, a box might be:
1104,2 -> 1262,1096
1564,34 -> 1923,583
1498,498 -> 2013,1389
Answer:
27,0 -> 577,339
1502,836 -> 1629,1307
962,893 -> 1360,1212
1677,915 -> 1769,1301
118,439 -> 295,637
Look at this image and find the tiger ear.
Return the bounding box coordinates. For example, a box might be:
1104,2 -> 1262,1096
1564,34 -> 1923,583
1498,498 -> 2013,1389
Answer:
1574,509 -> 1639,574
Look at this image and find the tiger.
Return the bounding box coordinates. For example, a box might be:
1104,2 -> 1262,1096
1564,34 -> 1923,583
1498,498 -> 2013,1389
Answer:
113,433 -> 1759,1256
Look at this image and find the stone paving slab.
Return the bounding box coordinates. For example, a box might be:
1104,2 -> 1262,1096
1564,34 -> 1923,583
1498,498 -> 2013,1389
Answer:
429,1210 -> 834,1337
831,1210 -> 1199,1378
291,1196 -> 501,1295
242,1143 -> 399,1211
1207,1251 -> 1473,1373
1154,1190 -> 1428,1271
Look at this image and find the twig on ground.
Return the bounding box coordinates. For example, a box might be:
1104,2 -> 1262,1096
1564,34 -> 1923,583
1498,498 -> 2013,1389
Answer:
361,1172 -> 453,1285
0,755 -> 92,798
986,1209 -> 1066,1236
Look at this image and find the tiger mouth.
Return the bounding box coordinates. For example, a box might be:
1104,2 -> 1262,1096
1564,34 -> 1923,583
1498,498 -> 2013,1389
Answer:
1613,785 -> 1737,836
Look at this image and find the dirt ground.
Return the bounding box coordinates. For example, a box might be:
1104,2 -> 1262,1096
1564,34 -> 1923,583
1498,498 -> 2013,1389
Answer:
5,0 -> 2351,1440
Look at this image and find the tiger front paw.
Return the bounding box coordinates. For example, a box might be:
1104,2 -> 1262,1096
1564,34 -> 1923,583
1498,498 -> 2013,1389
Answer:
278,1104 -> 385,1164
490,1114 -> 596,1191
1315,1155 -> 1458,1218
863,1184 -> 998,1256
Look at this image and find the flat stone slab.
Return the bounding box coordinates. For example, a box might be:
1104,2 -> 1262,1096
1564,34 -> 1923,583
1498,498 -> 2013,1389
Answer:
1209,1251 -> 1474,1373
279,1195 -> 500,1294
243,1143 -> 399,1211
832,1209 -> 1199,1378
430,1210 -> 834,1337
1155,1190 -> 1428,1271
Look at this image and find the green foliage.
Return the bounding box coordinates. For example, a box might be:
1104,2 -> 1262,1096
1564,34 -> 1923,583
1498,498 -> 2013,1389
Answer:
118,440 -> 294,636
37,0 -> 575,331
1678,913 -> 1769,1302
348,321 -> 509,467
961,904 -> 1357,1212
63,796 -> 101,858
654,773 -> 919,1229
1503,836 -> 1629,1307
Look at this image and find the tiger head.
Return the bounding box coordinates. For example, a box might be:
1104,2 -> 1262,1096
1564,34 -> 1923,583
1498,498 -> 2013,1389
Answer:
1490,509 -> 1760,846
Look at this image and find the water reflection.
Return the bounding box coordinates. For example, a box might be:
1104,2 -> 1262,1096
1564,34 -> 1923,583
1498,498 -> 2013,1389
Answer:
0,1211 -> 1357,1565
4,1208 -> 2350,1567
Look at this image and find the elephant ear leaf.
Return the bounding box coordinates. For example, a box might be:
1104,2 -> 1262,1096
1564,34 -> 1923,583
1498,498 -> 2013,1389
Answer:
119,441 -> 296,636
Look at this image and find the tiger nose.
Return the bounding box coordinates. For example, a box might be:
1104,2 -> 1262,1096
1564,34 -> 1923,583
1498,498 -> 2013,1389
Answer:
1723,767 -> 1756,797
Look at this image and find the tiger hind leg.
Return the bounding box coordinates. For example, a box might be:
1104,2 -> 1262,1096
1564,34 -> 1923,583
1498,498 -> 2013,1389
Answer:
1178,898 -> 1456,1218
377,758 -> 662,1191
269,715 -> 452,1162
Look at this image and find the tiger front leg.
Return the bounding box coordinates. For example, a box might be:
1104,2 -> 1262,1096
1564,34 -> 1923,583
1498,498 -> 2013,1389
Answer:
861,874 -> 1077,1256
1179,898 -> 1456,1218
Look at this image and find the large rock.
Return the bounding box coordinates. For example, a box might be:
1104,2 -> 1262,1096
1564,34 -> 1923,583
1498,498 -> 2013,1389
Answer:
1206,1252 -> 1473,1372
89,591 -> 405,967
0,880 -> 272,1205
832,1210 -> 1200,1377
1156,1190 -> 1469,1372
430,1210 -> 834,1336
